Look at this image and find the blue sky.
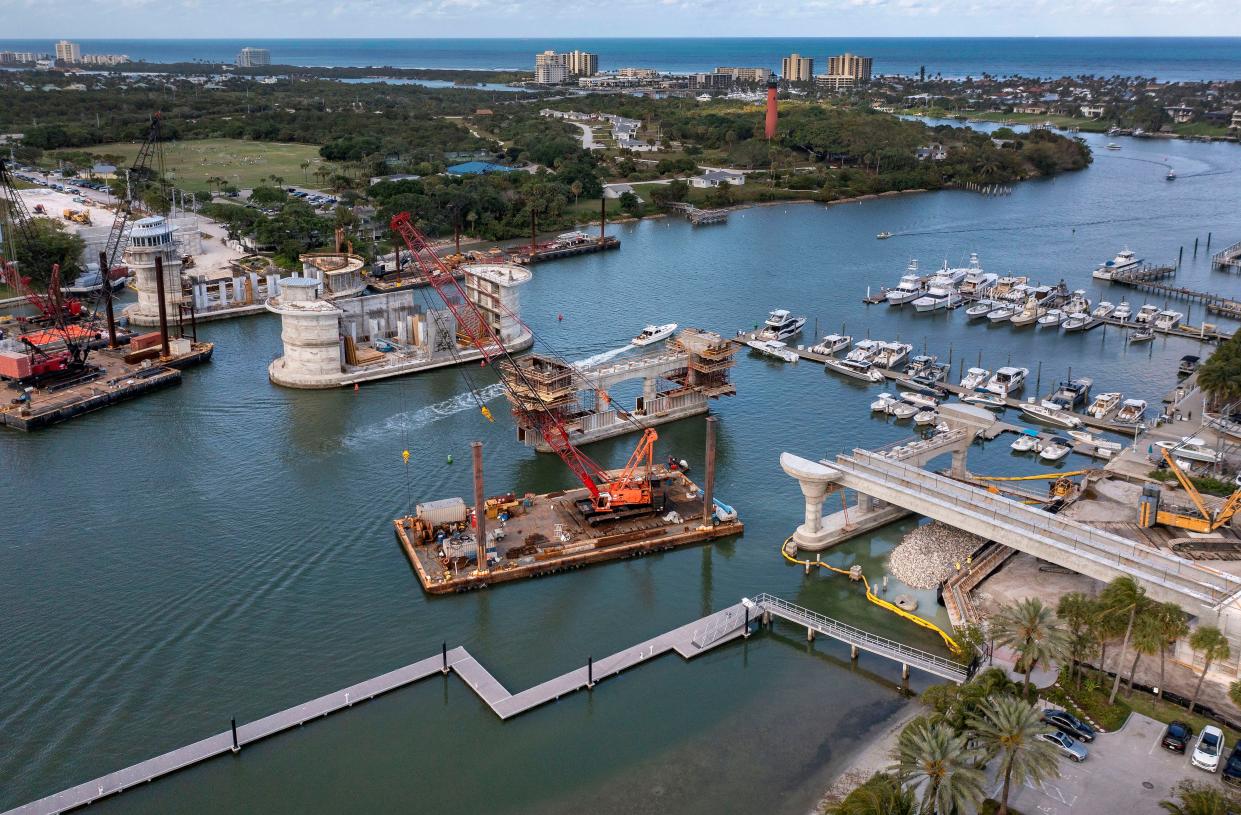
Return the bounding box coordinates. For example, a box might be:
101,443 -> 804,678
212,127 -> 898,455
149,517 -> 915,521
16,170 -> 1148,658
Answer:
2,0 -> 1238,38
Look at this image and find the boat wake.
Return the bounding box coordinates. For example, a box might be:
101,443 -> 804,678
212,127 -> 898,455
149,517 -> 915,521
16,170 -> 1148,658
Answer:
345,343 -> 633,445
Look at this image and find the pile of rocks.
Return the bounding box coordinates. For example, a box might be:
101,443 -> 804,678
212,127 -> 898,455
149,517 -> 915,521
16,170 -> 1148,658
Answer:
887,521 -> 986,589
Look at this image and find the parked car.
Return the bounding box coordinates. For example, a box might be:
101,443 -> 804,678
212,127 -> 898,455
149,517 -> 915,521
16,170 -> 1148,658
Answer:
1042,709 -> 1095,742
1163,721 -> 1194,752
1192,725 -> 1225,772
1038,730 -> 1087,762
1223,744 -> 1241,787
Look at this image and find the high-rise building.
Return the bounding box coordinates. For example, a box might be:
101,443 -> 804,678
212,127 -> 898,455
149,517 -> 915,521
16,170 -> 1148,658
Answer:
236,47 -> 271,68
55,40 -> 81,63
0,52 -> 15,65
713,67 -> 773,84
826,53 -> 873,83
560,50 -> 598,77
534,50 -> 569,84
780,54 -> 814,83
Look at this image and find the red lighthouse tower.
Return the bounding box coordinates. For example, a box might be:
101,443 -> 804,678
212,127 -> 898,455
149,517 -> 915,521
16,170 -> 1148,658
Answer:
764,75 -> 778,140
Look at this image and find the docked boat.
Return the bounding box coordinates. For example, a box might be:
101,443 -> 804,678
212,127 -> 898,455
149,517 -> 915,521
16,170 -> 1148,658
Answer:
1038,309 -> 1064,327
959,266 -> 998,299
811,334 -> 852,356
1128,325 -> 1154,343
960,367 -> 991,390
1010,432 -> 1040,452
900,391 -> 940,410
885,261 -> 926,305
632,322 -> 678,346
1154,310 -> 1184,330
987,303 -> 1016,323
1061,314 -> 1092,332
1009,297 -> 1043,327
987,366 -> 1029,397
1039,437 -> 1073,462
1062,290 -> 1091,316
1179,355 -> 1200,377
746,339 -> 799,362
914,410 -> 939,426
990,275 -> 1029,302
1115,398 -> 1147,424
872,341 -> 912,369
1135,304 -> 1159,324
825,356 -> 886,383
1155,437 -> 1220,463
1113,301 -> 1132,321
1067,430 -> 1122,451
912,274 -> 963,312
1021,399 -> 1084,429
63,266 -> 130,295
1087,392 -> 1122,419
1092,249 -> 1142,281
758,309 -> 806,341
1091,301 -> 1115,319
962,392 -> 1007,409
1049,378 -> 1093,410
966,300 -> 995,319
871,392 -> 900,412
903,355 -> 950,385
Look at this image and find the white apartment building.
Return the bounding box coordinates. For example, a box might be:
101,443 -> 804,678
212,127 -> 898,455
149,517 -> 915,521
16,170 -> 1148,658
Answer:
714,67 -> 773,84
534,51 -> 569,84
55,40 -> 81,63
236,47 -> 271,68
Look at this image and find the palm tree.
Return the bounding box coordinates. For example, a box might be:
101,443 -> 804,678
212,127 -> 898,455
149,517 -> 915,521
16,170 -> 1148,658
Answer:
1152,601 -> 1190,700
891,719 -> 985,815
990,597 -> 1070,696
1160,779 -> 1241,814
569,179 -> 583,208
300,160 -> 311,182
1189,626 -> 1231,713
1125,610 -> 1164,694
827,772 -> 916,815
969,695 -> 1062,815
1057,592 -> 1095,687
1099,576 -> 1147,704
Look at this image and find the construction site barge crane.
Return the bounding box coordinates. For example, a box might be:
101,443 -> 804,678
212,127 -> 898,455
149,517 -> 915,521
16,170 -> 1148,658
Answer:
388,211 -> 663,524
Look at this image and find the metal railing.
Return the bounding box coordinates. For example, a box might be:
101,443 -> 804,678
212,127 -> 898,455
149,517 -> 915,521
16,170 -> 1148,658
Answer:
753,593 -> 969,681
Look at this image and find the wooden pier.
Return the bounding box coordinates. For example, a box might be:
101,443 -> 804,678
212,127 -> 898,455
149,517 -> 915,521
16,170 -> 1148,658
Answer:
1212,239 -> 1241,272
1,594 -> 963,815
668,202 -> 729,226
1108,264 -> 1241,320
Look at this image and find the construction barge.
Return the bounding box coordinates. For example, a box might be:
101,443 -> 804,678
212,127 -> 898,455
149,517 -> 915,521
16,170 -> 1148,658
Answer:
394,466 -> 741,594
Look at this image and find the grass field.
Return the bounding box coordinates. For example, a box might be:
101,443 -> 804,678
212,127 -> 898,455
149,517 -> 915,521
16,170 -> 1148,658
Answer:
52,138 -> 333,193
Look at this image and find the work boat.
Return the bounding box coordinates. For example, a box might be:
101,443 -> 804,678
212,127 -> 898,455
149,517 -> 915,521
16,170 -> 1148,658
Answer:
885,260 -> 925,305
966,299 -> 995,319
873,341 -> 913,369
810,334 -> 852,356
1155,437 -> 1221,464
1115,398 -> 1147,424
987,366 -> 1029,397
960,367 -> 991,390
632,323 -> 678,347
1087,391 -> 1122,418
1092,249 -> 1142,281
1021,399 -> 1083,429
758,309 -> 806,341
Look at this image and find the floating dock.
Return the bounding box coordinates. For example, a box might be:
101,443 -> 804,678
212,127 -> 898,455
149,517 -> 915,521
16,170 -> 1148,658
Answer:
512,235 -> 620,263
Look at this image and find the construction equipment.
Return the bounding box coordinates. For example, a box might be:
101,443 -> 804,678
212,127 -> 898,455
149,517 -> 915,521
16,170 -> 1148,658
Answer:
0,159 -> 84,325
1141,447 -> 1241,533
389,211 -> 662,523
61,208 -> 91,225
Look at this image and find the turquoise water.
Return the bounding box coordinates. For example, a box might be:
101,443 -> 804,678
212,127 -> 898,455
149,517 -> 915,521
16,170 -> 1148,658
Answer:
1,38 -> 1240,81
1,128 -> 1240,812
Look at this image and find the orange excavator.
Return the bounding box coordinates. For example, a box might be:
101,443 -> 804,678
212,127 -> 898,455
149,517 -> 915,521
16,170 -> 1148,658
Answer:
389,212 -> 663,524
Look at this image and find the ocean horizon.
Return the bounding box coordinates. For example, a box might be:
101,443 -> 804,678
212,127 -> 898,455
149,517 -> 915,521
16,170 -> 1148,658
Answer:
1,37 -> 1239,81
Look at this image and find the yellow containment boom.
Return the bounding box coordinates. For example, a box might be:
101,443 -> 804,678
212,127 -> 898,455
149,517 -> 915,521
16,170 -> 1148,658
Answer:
973,470 -> 1093,481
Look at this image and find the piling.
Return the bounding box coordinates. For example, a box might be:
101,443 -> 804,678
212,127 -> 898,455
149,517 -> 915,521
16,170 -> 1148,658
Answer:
441,642 -> 448,674
851,644 -> 859,661
472,441 -> 487,576
154,256 -> 171,358
1035,360 -> 1041,394
1194,237 -> 1200,257
99,250 -> 117,348
807,626 -> 815,642
230,718 -> 239,753
702,416 -> 717,527
587,656 -> 594,688
599,196 -> 606,242
1179,246 -> 1184,269
1208,232 -> 1213,252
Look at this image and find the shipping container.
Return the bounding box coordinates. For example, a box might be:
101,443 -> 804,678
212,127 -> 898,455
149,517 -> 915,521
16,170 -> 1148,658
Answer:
416,497 -> 468,526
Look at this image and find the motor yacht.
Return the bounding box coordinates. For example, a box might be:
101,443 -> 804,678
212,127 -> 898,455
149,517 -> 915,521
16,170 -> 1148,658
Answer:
1049,378 -> 1093,410
1021,399 -> 1083,429
873,341 -> 913,369
632,322 -> 678,347
987,366 -> 1029,397
904,355 -> 950,385
1134,304 -> 1159,324
885,260 -> 925,305
745,339 -> 799,362
825,356 -> 886,382
960,367 -> 991,390
1091,249 -> 1142,281
1087,392 -> 1122,418
758,309 -> 806,340
959,268 -> 998,299
1115,398 -> 1147,424
1155,437 -> 1221,463
912,271 -> 963,312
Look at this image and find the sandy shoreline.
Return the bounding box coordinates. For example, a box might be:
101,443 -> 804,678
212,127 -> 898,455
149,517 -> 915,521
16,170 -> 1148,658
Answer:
809,699 -> 923,814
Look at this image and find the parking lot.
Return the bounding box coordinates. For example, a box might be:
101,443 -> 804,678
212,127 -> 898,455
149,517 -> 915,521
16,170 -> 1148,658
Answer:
1007,713 -> 1230,813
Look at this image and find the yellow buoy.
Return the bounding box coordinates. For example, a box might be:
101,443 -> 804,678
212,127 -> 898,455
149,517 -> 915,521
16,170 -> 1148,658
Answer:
481,405 -> 494,423
402,450 -> 410,464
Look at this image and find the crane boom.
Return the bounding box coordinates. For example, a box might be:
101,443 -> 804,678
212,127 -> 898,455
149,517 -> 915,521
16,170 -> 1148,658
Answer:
101,113 -> 164,276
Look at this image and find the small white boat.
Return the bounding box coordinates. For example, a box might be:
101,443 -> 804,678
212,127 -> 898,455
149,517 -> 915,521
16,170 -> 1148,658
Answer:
873,341 -> 913,369
914,410 -> 939,426
1091,301 -> 1115,319
1067,430 -> 1122,451
900,391 -> 940,410
1167,169 -> 1176,181
871,392 -> 899,412
1061,314 -> 1091,332
1037,309 -> 1063,327
1155,437 -> 1221,463
1021,399 -> 1083,429
1113,301 -> 1132,321
1154,310 -> 1184,330
1128,325 -> 1154,343
758,309 -> 806,340
1135,304 -> 1159,324
811,334 -> 852,356
1115,398 -> 1147,424
965,300 -> 995,319
632,322 -> 678,346
1039,437 -> 1073,462
1106,143 -> 1121,150
1011,433 -> 1039,452
877,231 -> 893,240
962,392 -> 1007,409
987,366 -> 1029,397
987,304 -> 1016,323
960,367 -> 991,390
746,339 -> 798,362
888,401 -> 918,419
1087,391 -> 1122,418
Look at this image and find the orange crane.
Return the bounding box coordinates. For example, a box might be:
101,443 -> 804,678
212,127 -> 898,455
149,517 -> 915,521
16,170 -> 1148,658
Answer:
389,212 -> 662,523
1143,447 -> 1241,533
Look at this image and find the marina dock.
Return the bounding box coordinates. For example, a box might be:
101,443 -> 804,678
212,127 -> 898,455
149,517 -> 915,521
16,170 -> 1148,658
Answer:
1,594 -> 964,815
1212,239 -> 1241,272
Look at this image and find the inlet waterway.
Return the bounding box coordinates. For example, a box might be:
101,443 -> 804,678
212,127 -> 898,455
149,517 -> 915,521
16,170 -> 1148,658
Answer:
2,128 -> 1240,813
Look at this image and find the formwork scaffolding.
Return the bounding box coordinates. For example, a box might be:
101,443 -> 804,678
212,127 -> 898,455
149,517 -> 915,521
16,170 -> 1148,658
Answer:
669,327 -> 737,397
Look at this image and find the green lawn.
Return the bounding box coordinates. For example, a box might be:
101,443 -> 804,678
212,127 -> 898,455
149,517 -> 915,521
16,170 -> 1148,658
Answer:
51,138 -> 333,193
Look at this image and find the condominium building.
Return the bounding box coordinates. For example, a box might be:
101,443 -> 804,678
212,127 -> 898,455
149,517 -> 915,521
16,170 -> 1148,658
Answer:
236,47 -> 271,68
55,40 -> 81,63
617,67 -> 659,79
534,51 -> 569,84
781,53 -> 814,83
80,54 -> 130,66
561,50 -> 598,77
826,53 -> 873,82
714,66 -> 773,84
0,52 -> 15,65
815,74 -> 858,91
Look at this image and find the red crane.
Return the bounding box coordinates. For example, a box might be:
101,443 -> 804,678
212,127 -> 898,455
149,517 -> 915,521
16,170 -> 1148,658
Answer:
389,212 -> 659,518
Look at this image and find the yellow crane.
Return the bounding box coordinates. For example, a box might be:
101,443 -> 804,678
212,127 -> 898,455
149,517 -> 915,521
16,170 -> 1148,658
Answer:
1142,448 -> 1241,533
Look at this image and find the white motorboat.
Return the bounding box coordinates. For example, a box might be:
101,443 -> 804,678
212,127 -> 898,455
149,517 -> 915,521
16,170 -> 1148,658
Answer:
871,392 -> 900,412
1135,304 -> 1159,324
632,322 -> 678,346
914,410 -> 939,426
1049,378 -> 1093,410
1039,437 -> 1073,462
987,366 -> 1029,397
1091,301 -> 1115,319
962,392 -> 1007,409
1113,301 -> 1132,321
810,334 -> 852,356
958,261 -> 997,298
912,282 -> 962,312
873,341 -> 913,369
991,276 -> 1029,302
825,357 -> 886,382
877,231 -> 893,240
1061,314 -> 1091,332
1115,398 -> 1147,424
1087,392 -> 1122,418
1021,399 -> 1083,429
1011,433 -> 1040,452
1062,290 -> 1091,316
885,261 -> 925,305
1167,169 -> 1176,181
900,391 -> 940,410
844,339 -> 880,363
1092,249 -> 1142,281
758,309 -> 806,340
1106,143 -> 1121,150
746,339 -> 799,362
987,304 -> 1016,323
1154,310 -> 1184,330
960,367 -> 991,390
903,355 -> 950,386
1067,430 -> 1122,451
1009,297 -> 1043,327
1155,437 -> 1221,463
965,300 -> 995,319
1128,325 -> 1154,343
888,401 -> 918,419
1038,309 -> 1064,327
